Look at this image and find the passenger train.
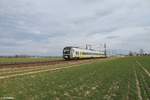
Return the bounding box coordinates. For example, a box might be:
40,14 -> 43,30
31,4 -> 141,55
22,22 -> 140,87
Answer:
63,46 -> 106,60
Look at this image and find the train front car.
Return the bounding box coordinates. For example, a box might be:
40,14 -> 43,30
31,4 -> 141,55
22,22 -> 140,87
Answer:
63,47 -> 72,60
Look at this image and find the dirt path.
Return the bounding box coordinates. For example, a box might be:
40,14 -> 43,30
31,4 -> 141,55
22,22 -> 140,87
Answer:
136,61 -> 150,77
134,70 -> 143,100
126,71 -> 131,100
126,80 -> 130,100
0,65 -> 77,80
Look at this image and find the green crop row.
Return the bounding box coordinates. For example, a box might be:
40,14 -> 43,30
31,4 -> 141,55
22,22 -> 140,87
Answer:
0,57 -> 62,64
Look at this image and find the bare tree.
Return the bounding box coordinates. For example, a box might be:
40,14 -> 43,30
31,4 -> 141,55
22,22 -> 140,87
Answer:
139,49 -> 144,56
129,51 -> 133,56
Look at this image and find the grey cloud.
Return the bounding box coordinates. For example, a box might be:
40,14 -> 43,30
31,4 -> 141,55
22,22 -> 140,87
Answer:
0,0 -> 150,55
86,27 -> 118,37
105,35 -> 120,39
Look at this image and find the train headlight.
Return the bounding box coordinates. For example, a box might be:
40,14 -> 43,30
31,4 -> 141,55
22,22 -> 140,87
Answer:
64,56 -> 68,58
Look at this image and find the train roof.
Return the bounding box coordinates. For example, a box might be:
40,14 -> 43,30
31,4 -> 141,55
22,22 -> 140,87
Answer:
64,46 -> 79,49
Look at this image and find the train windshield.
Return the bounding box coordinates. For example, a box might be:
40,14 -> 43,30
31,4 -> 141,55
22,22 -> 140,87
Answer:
63,47 -> 71,54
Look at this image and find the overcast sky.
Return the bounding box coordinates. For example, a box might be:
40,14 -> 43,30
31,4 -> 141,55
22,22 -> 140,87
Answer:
0,0 -> 150,56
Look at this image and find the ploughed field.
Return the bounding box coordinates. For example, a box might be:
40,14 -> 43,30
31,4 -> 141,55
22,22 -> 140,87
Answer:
0,56 -> 149,100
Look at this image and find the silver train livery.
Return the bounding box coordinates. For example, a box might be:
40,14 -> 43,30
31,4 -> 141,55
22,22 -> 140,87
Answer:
63,46 -> 106,60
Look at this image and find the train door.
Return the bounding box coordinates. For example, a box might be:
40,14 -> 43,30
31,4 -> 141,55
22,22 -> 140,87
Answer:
70,49 -> 74,59
75,51 -> 79,59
